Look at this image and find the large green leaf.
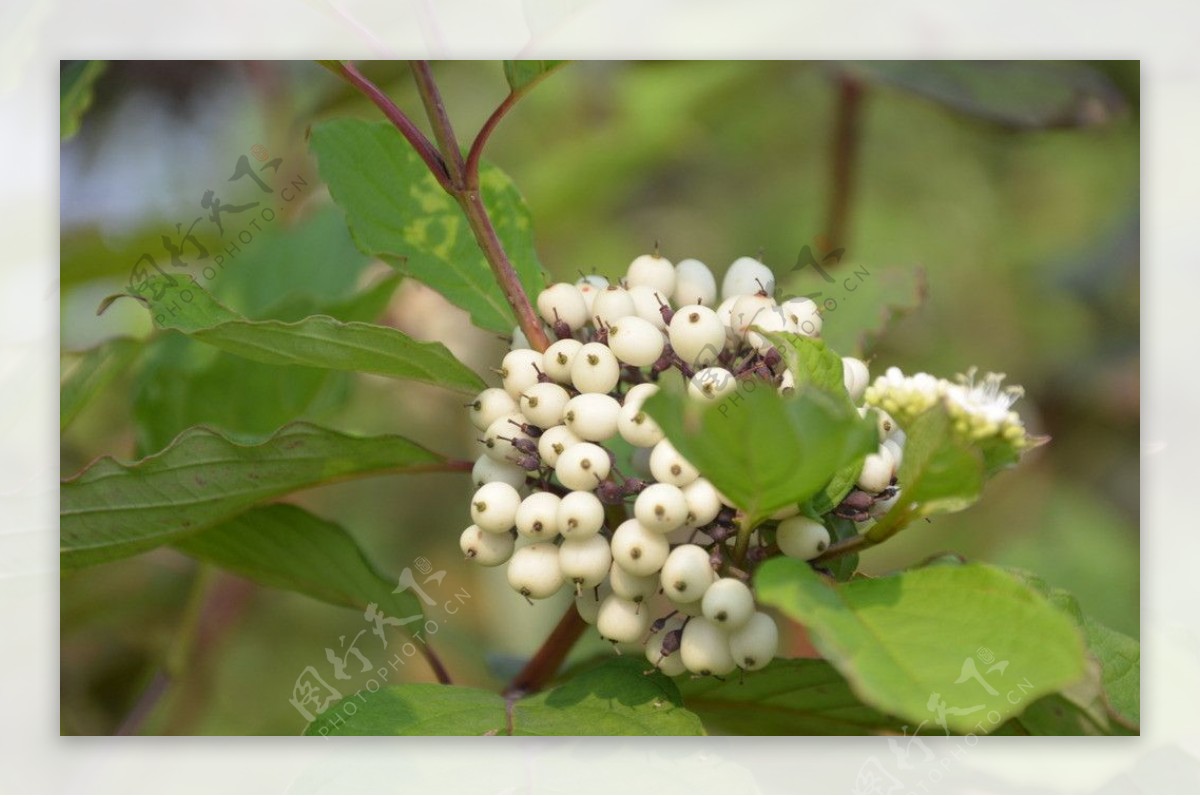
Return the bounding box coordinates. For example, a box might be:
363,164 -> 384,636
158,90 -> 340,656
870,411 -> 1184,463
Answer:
764,331 -> 847,398
679,658 -> 924,735
61,337 -> 141,431
309,119 -> 545,333
132,272 -> 400,454
835,61 -> 1128,130
1006,569 -> 1140,729
644,386 -> 878,527
61,60 -> 107,140
306,657 -> 703,736
755,559 -> 1087,733
108,278 -> 483,395
175,503 -> 421,620
61,422 -> 446,568
503,60 -> 567,94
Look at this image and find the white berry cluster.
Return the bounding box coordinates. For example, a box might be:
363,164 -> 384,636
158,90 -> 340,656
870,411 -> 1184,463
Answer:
460,253 -> 908,678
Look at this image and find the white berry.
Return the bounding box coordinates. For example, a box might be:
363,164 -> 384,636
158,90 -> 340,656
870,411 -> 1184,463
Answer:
776,515 -> 831,560
660,544 -> 716,603
721,256 -> 775,300
745,305 -> 788,354
609,562 -> 661,603
688,367 -> 737,401
680,616 -> 736,676
597,594 -> 651,644
575,274 -> 609,313
559,534 -> 613,590
557,490 -> 606,539
537,424 -> 582,467
470,481 -> 522,533
571,342 -> 620,394
781,297 -> 822,337
681,478 -> 723,527
842,356 -> 870,402
607,315 -> 665,367
673,258 -> 717,307
481,413 -> 532,464
668,304 -> 726,368
728,612 -> 779,671
610,518 -> 670,576
537,282 -> 589,331
554,441 -> 611,490
701,578 -> 755,630
628,285 -> 670,330
471,455 -> 527,491
460,525 -> 515,567
856,448 -> 895,494
778,368 -> 796,396
469,387 -> 518,432
515,491 -> 561,540
563,392 -> 621,442
649,439 -> 699,487
634,482 -> 688,534
729,293 -> 777,340
500,349 -> 544,398
591,285 -> 636,329
575,583 -> 609,625
617,396 -> 665,448
626,252 -> 676,296
519,382 -> 570,429
543,338 -> 583,384
506,542 -> 564,600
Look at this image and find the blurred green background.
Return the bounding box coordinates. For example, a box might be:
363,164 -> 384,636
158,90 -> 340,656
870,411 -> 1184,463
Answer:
60,61 -> 1139,735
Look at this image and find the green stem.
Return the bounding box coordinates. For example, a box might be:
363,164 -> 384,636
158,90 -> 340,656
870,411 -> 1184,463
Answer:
732,513 -> 755,564
811,506 -> 914,565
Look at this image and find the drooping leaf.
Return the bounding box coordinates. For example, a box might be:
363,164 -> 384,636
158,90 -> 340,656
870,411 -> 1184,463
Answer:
132,271 -> 400,454
310,119 -> 546,333
175,503 -> 421,620
644,385 -> 878,528
678,658 -> 926,735
306,657 -> 703,736
61,337 -> 141,431
61,60 -> 107,140
755,558 -> 1087,733
107,278 -> 483,395
61,422 -> 447,568
834,61 -> 1128,130
503,60 -> 567,94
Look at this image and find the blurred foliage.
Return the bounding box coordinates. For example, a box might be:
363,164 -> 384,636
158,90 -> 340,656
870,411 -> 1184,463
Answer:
60,60 -> 1138,735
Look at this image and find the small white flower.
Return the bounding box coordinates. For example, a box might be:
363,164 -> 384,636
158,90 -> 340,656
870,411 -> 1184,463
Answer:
943,368 -> 1027,444
863,366 -> 947,424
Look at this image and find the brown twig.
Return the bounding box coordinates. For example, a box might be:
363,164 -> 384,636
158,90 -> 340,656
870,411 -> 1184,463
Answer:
823,74 -> 865,258
502,603 -> 588,698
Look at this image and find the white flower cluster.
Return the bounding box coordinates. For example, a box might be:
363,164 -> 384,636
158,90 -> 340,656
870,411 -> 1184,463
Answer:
460,253 -> 907,677
864,366 -> 1029,447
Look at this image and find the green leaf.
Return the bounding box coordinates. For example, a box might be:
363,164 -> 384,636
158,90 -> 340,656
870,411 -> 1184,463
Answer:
755,559 -> 1087,733
821,516 -> 860,581
679,658 -> 926,735
61,422 -> 447,568
1005,569 -> 1140,729
836,61 -> 1128,130
764,331 -> 848,398
61,337 -> 141,431
644,385 -> 878,527
61,60 -> 107,140
131,272 -> 400,454
175,503 -> 421,620
503,60 -> 567,94
887,407 -> 984,520
310,119 -> 546,333
306,657 -> 704,736
109,278 -> 483,394
808,459 -> 864,517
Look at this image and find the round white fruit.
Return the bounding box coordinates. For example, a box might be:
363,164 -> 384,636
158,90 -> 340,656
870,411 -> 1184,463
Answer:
660,544 -> 716,603
459,525 -> 515,567
668,304 -> 726,369
470,481 -> 522,533
558,534 -> 613,590
607,315 -> 665,367
776,515 -> 831,560
688,367 -> 737,401
680,616 -> 736,676
519,382 -> 570,429
673,258 -> 717,308
506,542 -> 564,599
597,594 -> 651,644
500,349 -> 544,398
842,356 -> 870,402
721,256 -> 775,300
563,392 -> 621,442
626,253 -> 676,296
571,342 -> 621,394
591,286 -> 637,329
634,482 -> 688,533
728,612 -> 779,671
471,455 -> 527,491
468,387 -> 518,432
514,491 -> 561,540
557,490 -> 606,539
610,518 -> 670,576
554,442 -> 611,491
537,424 -> 581,468
649,439 -> 699,487
536,283 -> 589,331
609,562 -> 661,602
543,338 -> 583,384
701,578 -> 755,630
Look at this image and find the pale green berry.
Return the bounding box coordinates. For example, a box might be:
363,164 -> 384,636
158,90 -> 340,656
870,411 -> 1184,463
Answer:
776,515 -> 831,560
